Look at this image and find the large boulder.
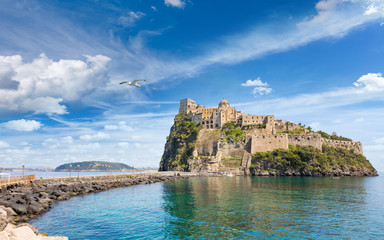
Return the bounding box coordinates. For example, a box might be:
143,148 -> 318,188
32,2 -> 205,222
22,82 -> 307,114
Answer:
17,223 -> 39,235
0,206 -> 17,216
10,226 -> 37,240
10,204 -> 28,215
28,202 -> 45,214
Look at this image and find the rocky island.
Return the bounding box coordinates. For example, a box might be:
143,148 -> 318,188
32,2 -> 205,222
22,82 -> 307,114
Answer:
55,161 -> 133,172
159,98 -> 378,176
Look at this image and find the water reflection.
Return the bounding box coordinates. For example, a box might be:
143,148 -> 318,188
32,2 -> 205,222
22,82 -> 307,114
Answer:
162,176 -> 374,239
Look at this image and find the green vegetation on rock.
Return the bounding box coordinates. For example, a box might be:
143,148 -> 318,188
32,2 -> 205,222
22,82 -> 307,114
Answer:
159,113 -> 201,171
250,145 -> 377,176
222,121 -> 245,143
316,131 -> 352,141
221,157 -> 242,168
55,161 -> 132,171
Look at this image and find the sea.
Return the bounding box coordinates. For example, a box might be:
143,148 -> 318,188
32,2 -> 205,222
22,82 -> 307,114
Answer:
29,175 -> 384,240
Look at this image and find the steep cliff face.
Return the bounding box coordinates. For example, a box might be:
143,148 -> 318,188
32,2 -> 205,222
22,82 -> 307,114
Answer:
159,113 -> 200,171
249,145 -> 378,176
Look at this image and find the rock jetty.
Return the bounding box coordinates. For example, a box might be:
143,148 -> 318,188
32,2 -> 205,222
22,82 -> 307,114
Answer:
0,172 -> 201,239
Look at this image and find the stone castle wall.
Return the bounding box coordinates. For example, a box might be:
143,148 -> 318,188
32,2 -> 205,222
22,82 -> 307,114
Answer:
288,134 -> 322,150
321,139 -> 363,154
249,134 -> 289,153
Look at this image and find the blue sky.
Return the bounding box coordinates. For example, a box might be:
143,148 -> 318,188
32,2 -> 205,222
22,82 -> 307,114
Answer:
1,0 -> 384,170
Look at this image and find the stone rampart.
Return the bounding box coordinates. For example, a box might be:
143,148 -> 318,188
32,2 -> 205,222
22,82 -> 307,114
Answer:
250,134 -> 289,153
288,134 -> 322,150
321,139 -> 363,154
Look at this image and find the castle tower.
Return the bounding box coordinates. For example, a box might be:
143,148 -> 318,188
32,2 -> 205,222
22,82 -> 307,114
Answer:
179,98 -> 197,113
217,98 -> 237,127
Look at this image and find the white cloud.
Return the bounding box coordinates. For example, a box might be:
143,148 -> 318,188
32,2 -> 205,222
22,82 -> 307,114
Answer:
2,119 -> 42,131
0,140 -> 10,148
353,72 -> 384,92
373,137 -> 384,144
118,142 -> 130,147
43,136 -> 74,149
365,3 -> 378,15
164,0 -> 185,8
80,132 -> 110,141
241,78 -> 272,95
104,125 -> 119,130
0,54 -> 111,115
252,87 -> 272,95
20,97 -> 68,115
104,121 -> 134,131
241,78 -> 269,87
118,11 -> 146,27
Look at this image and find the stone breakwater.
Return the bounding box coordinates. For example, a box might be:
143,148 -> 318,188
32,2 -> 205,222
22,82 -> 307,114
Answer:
0,171 -> 202,239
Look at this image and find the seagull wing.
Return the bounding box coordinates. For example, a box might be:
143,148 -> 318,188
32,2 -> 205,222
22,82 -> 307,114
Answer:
131,79 -> 146,84
119,81 -> 130,85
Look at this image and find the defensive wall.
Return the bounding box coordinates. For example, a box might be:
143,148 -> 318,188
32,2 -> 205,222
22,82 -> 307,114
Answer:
248,134 -> 289,153
321,138 -> 363,154
246,133 -> 361,155
287,134 -> 322,150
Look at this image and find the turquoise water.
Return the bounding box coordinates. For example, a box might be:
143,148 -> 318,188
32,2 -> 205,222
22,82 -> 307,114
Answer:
30,176 -> 384,239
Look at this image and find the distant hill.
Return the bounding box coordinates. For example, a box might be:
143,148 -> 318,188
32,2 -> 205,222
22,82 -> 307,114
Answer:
55,161 -> 133,172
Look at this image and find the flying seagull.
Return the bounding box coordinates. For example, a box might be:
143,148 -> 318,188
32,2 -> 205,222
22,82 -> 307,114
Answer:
119,79 -> 146,88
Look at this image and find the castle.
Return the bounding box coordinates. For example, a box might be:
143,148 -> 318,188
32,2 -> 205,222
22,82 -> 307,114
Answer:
180,98 -> 275,131
179,98 -> 363,155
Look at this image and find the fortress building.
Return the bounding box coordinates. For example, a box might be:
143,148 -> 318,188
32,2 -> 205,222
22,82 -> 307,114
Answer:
179,98 -> 363,155
180,98 -> 275,132
160,98 -> 371,175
